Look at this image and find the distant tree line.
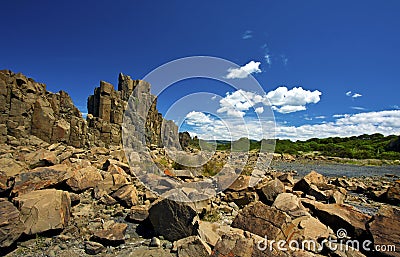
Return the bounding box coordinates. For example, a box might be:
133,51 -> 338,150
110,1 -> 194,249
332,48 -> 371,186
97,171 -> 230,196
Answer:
179,132 -> 400,160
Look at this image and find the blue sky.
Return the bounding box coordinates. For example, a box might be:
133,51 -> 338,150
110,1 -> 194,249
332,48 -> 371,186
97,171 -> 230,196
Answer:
1,1 -> 399,140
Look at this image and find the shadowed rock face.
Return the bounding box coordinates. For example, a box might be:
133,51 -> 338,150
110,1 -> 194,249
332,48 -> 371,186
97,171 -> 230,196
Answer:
0,70 -> 179,148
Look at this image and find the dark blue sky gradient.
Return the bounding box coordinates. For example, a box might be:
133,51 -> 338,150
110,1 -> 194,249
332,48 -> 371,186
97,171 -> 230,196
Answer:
1,1 -> 399,127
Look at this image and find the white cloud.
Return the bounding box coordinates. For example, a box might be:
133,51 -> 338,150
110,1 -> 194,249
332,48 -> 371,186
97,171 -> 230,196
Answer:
351,106 -> 366,110
255,106 -> 264,114
184,111 -> 213,126
216,87 -> 322,117
265,54 -> 272,67
184,110 -> 400,141
272,105 -> 306,114
346,91 -> 362,98
225,61 -> 262,79
242,30 -> 253,39
266,87 -> 321,106
315,116 -> 326,119
276,110 -> 400,140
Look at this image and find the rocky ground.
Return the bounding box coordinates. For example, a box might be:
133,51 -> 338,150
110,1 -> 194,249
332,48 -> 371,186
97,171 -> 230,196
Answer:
0,136 -> 399,257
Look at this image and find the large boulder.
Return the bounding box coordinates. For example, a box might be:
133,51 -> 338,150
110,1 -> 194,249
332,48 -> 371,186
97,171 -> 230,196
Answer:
302,199 -> 371,239
148,198 -> 198,242
66,165 -> 103,192
110,184 -> 139,207
210,230 -> 290,257
368,206 -> 400,257
272,193 -> 310,218
93,221 -> 127,246
258,178 -> 285,204
0,158 -> 26,192
231,201 -> 291,240
293,171 -> 337,202
12,164 -> 72,196
384,181 -> 400,205
0,199 -> 25,247
14,189 -> 71,234
173,236 -> 211,257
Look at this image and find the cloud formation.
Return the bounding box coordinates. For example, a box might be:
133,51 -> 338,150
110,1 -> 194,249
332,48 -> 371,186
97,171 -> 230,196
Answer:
184,110 -> 400,141
216,87 -> 322,117
266,87 -> 321,112
346,91 -> 362,98
242,30 -> 253,39
225,61 -> 261,79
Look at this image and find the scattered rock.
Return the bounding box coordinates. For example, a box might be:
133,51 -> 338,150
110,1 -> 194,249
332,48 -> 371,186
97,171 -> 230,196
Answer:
12,164 -> 72,196
93,221 -> 127,246
368,206 -> 400,257
111,184 -> 138,207
128,205 -> 149,223
227,175 -> 250,191
148,198 -> 197,241
14,189 -> 71,234
232,201 -> 291,240
150,237 -> 161,247
384,181 -> 400,205
84,241 -> 105,255
0,199 -> 25,247
173,236 -> 211,257
302,199 -> 371,239
66,166 -> 103,192
272,193 -> 309,218
258,178 -> 285,204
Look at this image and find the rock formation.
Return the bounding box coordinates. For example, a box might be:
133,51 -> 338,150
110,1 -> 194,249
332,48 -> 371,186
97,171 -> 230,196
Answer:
0,70 -> 179,148
0,70 -> 87,147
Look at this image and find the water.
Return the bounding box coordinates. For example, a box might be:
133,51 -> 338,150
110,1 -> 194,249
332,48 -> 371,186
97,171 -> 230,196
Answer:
271,161 -> 400,178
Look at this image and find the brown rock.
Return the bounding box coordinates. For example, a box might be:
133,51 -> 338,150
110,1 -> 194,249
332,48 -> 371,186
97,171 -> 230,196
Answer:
258,178 -> 285,204
24,149 -> 59,169
128,205 -> 149,222
66,165 -> 103,192
84,241 -> 105,255
93,222 -> 127,246
368,206 -> 400,257
93,173 -> 128,199
302,199 -> 371,239
111,184 -> 138,207
12,164 -> 72,196
0,199 -> 25,247
293,171 -> 334,202
173,236 -> 211,257
148,198 -> 197,241
232,201 -> 291,239
384,181 -> 400,205
228,175 -> 250,191
211,230 -> 289,257
272,193 -> 309,218
14,189 -> 71,234
224,191 -> 259,208
0,158 -> 26,192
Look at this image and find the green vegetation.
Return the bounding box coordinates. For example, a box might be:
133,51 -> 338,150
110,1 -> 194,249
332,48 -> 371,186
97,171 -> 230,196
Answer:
273,133 -> 400,160
186,133 -> 400,160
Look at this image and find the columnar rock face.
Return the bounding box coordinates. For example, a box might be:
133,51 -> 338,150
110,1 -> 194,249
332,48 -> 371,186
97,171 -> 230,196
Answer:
0,70 -> 87,147
87,72 -> 179,148
0,70 -> 179,148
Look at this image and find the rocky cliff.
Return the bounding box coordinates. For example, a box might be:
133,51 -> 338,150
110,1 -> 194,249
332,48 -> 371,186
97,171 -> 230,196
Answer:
0,70 -> 87,147
0,70 -> 178,148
